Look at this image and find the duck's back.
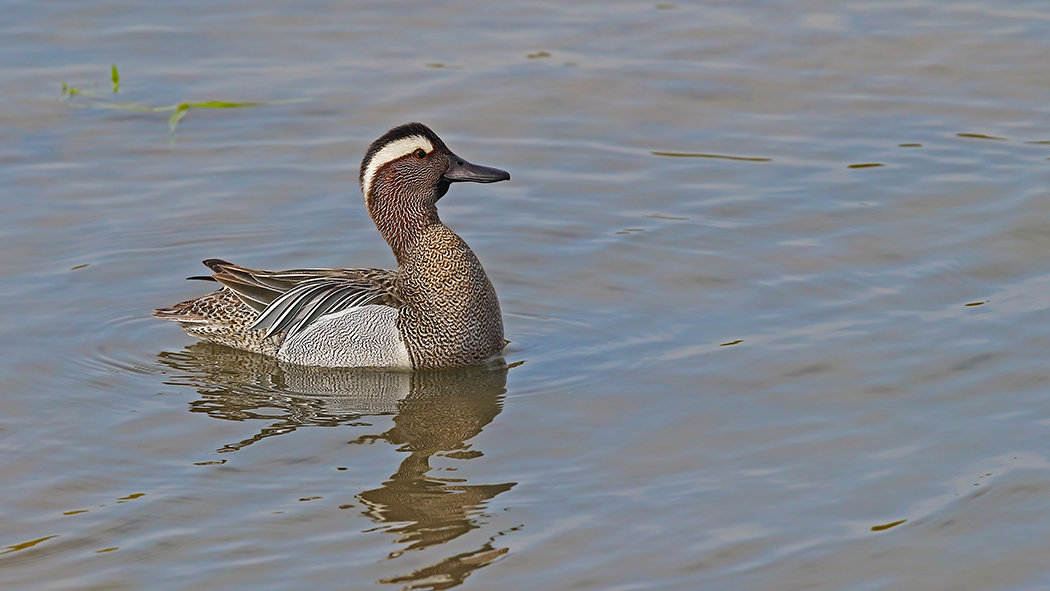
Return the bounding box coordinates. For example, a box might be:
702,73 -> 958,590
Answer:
155,288 -> 282,357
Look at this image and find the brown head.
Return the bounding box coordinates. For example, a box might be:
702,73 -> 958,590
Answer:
358,122 -> 510,262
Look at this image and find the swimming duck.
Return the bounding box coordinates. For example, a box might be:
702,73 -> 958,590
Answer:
154,122 -> 511,369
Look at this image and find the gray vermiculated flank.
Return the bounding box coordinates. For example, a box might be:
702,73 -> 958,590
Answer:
278,305 -> 410,368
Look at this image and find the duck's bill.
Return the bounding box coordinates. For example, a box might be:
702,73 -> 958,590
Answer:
443,154 -> 511,184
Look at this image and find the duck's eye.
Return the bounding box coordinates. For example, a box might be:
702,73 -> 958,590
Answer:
414,148 -> 427,159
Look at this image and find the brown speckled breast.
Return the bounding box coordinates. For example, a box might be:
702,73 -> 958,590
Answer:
395,224 -> 504,369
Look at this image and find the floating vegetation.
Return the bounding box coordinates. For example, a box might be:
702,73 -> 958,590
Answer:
61,81 -> 97,98
1025,140 -> 1050,145
527,51 -> 551,59
957,133 -> 1007,141
898,143 -> 922,147
61,65 -> 309,135
848,163 -> 884,169
1,535 -> 59,555
720,340 -> 743,347
871,519 -> 907,532
652,151 -> 772,162
964,301 -> 988,307
645,213 -> 688,220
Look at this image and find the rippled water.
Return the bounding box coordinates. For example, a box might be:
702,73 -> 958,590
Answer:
3,1 -> 1050,589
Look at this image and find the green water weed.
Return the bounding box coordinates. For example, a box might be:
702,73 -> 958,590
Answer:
62,65 -> 309,135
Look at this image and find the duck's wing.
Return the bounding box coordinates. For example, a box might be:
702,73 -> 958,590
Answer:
202,258 -> 400,339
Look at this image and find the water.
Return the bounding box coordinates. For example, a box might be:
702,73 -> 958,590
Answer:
3,1 -> 1050,589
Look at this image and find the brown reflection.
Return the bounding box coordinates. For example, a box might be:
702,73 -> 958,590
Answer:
157,342 -> 516,590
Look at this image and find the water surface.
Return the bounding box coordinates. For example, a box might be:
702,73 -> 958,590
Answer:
2,1 -> 1050,589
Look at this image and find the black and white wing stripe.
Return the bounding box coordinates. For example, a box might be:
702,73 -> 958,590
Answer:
197,259 -> 399,340
249,277 -> 389,339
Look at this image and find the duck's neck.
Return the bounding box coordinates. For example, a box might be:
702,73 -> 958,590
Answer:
369,202 -> 442,267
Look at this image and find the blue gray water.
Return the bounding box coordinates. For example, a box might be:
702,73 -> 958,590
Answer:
3,1 -> 1050,589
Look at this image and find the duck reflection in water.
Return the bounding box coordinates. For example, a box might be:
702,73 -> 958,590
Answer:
157,342 -> 517,590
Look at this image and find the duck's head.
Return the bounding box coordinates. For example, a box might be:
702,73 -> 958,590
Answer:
359,122 -> 510,212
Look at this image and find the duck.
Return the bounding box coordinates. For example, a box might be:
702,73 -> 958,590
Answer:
154,122 -> 511,369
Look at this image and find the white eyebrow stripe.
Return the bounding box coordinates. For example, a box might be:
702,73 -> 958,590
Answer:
361,136 -> 434,198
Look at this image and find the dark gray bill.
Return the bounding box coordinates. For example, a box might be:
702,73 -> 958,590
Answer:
443,153 -> 511,184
